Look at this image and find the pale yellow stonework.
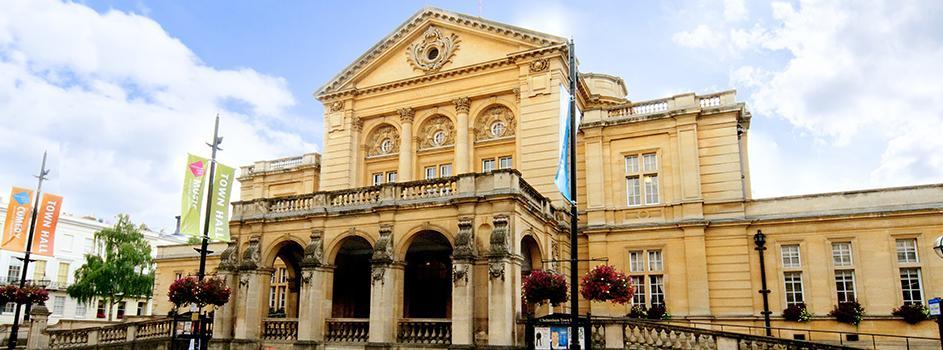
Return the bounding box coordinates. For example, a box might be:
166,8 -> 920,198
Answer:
152,7 -> 942,348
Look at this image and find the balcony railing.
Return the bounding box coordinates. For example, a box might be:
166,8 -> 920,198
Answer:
397,319 -> 451,345
47,318 -> 173,349
325,318 -> 369,343
606,90 -> 738,118
262,318 -> 298,341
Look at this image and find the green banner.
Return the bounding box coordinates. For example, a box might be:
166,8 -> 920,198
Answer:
210,162 -> 235,241
180,153 -> 209,236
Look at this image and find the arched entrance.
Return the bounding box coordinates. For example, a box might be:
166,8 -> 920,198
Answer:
403,231 -> 453,318
521,235 -> 543,316
331,236 -> 372,318
266,241 -> 303,319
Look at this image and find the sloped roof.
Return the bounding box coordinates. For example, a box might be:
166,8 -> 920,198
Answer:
315,7 -> 567,99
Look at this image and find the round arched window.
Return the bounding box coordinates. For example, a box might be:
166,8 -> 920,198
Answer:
432,130 -> 446,146
490,121 -> 506,138
426,47 -> 440,60
380,138 -> 394,154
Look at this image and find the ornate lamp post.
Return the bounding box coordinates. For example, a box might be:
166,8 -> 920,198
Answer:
754,230 -> 772,337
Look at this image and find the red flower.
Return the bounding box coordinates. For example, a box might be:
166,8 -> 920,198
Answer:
580,265 -> 633,304
168,276 -> 231,309
522,270 -> 568,306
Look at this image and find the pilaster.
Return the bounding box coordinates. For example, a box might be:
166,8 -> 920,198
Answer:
682,226 -> 711,316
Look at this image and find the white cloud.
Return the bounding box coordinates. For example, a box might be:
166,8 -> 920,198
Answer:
0,0 -> 317,230
723,0 -> 748,21
672,25 -> 721,49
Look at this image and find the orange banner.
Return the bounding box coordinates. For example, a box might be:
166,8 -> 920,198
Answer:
1,187 -> 34,252
31,193 -> 62,256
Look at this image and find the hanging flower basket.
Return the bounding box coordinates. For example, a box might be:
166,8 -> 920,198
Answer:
168,276 -> 231,309
0,284 -> 48,305
0,285 -> 18,305
198,276 -> 232,307
580,265 -> 633,304
522,270 -> 568,306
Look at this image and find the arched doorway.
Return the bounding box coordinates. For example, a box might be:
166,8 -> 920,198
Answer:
331,236 -> 372,318
403,231 -> 453,318
521,235 -> 543,316
266,241 -> 303,319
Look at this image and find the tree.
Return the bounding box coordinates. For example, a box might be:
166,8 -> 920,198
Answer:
186,236 -> 202,245
67,214 -> 155,321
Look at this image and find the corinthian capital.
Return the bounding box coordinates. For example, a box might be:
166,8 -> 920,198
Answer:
452,97 -> 471,114
397,107 -> 415,123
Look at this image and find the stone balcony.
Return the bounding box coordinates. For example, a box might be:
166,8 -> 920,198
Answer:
231,169 -> 568,226
582,90 -> 748,128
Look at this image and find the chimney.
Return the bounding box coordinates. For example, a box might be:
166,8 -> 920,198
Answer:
174,215 -> 181,235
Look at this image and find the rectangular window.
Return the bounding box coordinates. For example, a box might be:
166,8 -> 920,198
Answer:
84,238 -> 93,254
832,242 -> 853,267
269,287 -> 276,309
628,251 -> 644,272
631,276 -> 646,306
900,268 -> 923,305
648,250 -> 663,272
386,171 -> 397,183
784,272 -> 805,306
372,173 -> 383,185
499,156 -> 513,169
278,287 -> 287,309
896,239 -> 919,263
3,303 -> 13,313
835,270 -> 856,303
642,153 -> 658,172
482,159 -> 495,172
96,300 -> 106,319
439,164 -> 452,177
781,245 -> 801,269
75,302 -> 86,318
424,166 -> 437,179
643,175 -> 659,204
137,301 -> 146,316
625,156 -> 639,173
649,275 -> 665,306
7,260 -> 22,284
174,272 -> 183,281
52,296 -> 65,315
33,260 -> 46,281
626,177 -> 641,206
57,263 -> 69,285
625,153 -> 659,206
116,301 -> 126,319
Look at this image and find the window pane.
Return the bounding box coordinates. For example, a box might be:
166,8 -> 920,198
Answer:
372,173 -> 383,185
900,268 -> 923,305
482,159 -> 495,172
832,242 -> 853,267
53,296 -> 65,315
387,172 -> 397,183
648,250 -> 663,272
424,166 -> 436,179
631,276 -> 645,306
649,275 -> 665,307
626,177 -> 641,206
57,263 -> 69,285
784,271 -> 805,306
643,175 -> 659,204
642,153 -> 658,172
835,270 -> 856,303
896,239 -> 918,263
75,302 -> 86,318
781,245 -> 801,269
628,251 -> 643,272
625,156 -> 639,173
440,164 -> 452,177
499,156 -> 513,169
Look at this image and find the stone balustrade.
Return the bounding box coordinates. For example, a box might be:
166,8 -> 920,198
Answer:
239,153 -> 320,177
232,169 -> 566,227
262,318 -> 298,341
397,319 -> 451,345
605,90 -> 738,118
325,318 -> 369,343
47,318 -> 173,349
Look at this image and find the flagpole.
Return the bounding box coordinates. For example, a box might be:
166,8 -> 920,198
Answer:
195,115 -> 222,350
7,151 -> 50,350
567,39 -> 581,350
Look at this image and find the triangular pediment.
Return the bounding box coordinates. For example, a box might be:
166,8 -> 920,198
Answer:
316,7 -> 566,99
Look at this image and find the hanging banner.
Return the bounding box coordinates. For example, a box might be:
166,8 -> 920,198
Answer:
209,162 -> 234,241
1,187 -> 34,252
180,154 -> 209,236
553,84 -> 581,202
31,193 -> 63,256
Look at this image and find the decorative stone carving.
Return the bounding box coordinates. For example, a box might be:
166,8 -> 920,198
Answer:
218,239 -> 239,271
239,236 -> 261,270
452,97 -> 471,114
529,59 -> 549,73
352,117 -> 363,132
239,274 -> 250,288
302,270 -> 313,285
371,266 -> 386,285
474,105 -> 516,141
406,26 -> 460,73
453,217 -> 477,260
418,115 -> 455,149
366,124 -> 400,157
452,264 -> 469,286
488,261 -> 505,281
489,215 -> 510,257
330,101 -> 344,112
301,230 -> 324,267
372,224 -> 394,264
398,107 -> 415,123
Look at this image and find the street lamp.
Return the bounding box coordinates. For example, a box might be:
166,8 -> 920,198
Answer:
933,236 -> 943,259
754,230 -> 772,337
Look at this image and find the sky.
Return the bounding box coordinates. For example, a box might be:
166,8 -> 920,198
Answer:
0,0 -> 941,232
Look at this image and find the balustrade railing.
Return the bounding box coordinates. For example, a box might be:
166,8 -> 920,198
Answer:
268,156 -> 304,170
98,324 -> 128,344
262,318 -> 299,341
136,319 -> 173,339
325,318 -> 369,343
397,319 -> 451,345
48,328 -> 91,349
606,91 -> 736,118
631,100 -> 669,115
699,95 -> 722,108
400,177 -> 456,200
330,187 -> 381,206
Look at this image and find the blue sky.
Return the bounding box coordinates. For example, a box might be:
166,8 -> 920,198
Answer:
1,0 -> 941,231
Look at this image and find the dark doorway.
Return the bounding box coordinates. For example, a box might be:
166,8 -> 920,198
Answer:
403,231 -> 452,318
331,236 -> 373,318
267,241 -> 304,318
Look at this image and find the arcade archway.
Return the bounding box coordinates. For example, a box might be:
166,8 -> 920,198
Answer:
403,231 -> 453,318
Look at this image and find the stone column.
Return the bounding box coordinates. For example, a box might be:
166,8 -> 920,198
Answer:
368,224 -> 397,347
298,230 -> 327,347
234,236 -> 265,340
487,215 -> 515,346
452,97 -> 471,174
451,217 -> 477,348
213,240 -> 239,340
25,303 -> 50,350
397,108 -> 415,181
350,117 -> 363,187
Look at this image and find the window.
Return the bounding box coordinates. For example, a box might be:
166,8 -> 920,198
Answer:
900,268 -> 923,305
57,263 -> 69,285
832,242 -> 853,267
835,270 -> 856,303
116,301 -> 126,319
372,173 -> 384,185
75,302 -> 87,318
781,245 -> 801,268
625,153 -> 659,206
3,303 -> 13,313
33,259 -> 46,281
439,164 -> 452,177
386,171 -> 397,183
784,272 -> 805,306
84,238 -> 93,254
425,166 -> 437,179
52,296 -> 65,315
96,300 -> 106,319
482,159 -> 496,172
896,239 -> 919,263
7,260 -> 22,283
627,249 -> 664,308
137,301 -> 146,316
499,156 -> 513,169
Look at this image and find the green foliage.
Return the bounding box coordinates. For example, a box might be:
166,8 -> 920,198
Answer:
67,214 -> 155,320
186,236 -> 202,245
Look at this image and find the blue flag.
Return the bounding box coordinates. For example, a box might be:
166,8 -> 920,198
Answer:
554,84 -> 580,202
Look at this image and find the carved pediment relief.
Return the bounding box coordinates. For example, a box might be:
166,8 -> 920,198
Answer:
418,115 -> 455,150
366,124 -> 400,157
407,26 -> 460,73
475,105 -> 516,141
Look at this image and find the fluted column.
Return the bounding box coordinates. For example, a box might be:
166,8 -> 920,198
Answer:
452,97 -> 471,174
397,108 -> 415,181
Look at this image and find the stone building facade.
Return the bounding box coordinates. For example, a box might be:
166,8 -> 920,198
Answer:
200,7 -> 942,349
